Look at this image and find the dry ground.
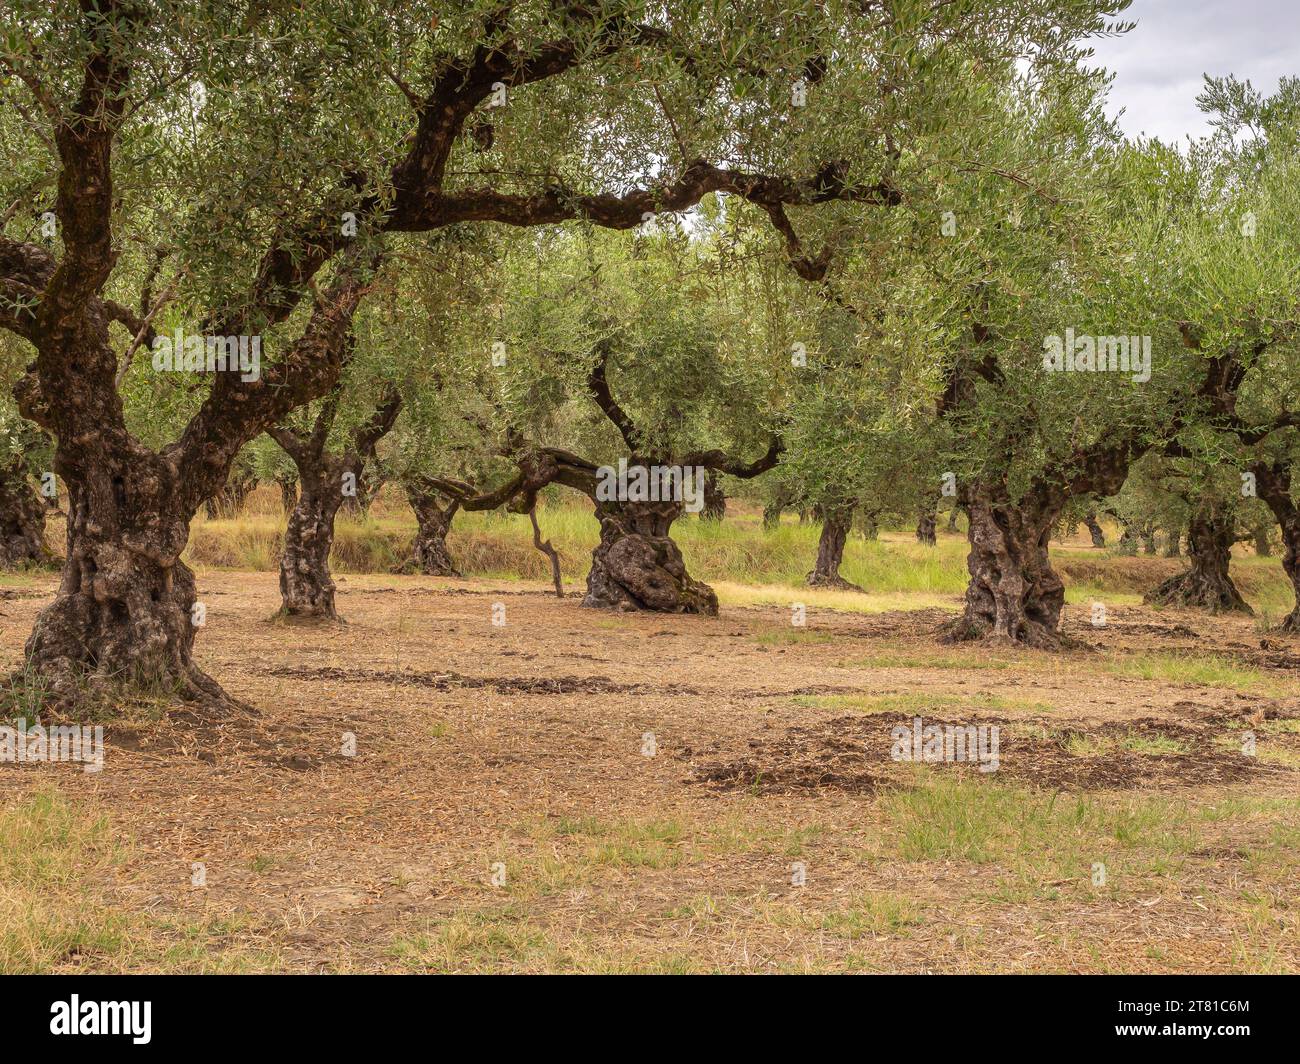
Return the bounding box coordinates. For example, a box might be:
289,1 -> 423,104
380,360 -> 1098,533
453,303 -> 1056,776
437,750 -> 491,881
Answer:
1,567 -> 1298,973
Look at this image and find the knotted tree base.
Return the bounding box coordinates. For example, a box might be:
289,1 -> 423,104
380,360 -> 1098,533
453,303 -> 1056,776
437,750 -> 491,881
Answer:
1142,513 -> 1251,615
582,500 -> 718,615
916,512 -> 937,546
273,481 -> 342,622
584,532 -> 718,615
940,599 -> 1067,649
270,388 -> 401,622
1083,512 -> 1106,548
1144,570 -> 1252,614
806,507 -> 861,591
940,496 -> 1065,648
1272,610 -> 1300,633
806,573 -> 863,591
276,493 -> 341,623
16,547 -> 246,719
1276,535 -> 1300,632
1251,463 -> 1300,631
393,534 -> 460,577
394,485 -> 460,576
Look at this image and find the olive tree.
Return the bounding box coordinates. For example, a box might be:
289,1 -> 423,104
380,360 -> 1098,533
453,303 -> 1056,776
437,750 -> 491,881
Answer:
431,222 -> 788,613
1,0 -> 929,711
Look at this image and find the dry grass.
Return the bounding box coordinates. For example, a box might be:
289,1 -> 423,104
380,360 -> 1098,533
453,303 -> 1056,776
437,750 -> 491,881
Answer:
3,502 -> 1299,973
0,790 -> 124,973
0,790 -> 281,973
145,486 -> 1300,618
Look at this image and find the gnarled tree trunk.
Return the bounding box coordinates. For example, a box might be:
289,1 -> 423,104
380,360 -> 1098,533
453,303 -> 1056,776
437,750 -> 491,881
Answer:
1252,526 -> 1272,557
21,438 -> 231,706
1141,523 -> 1157,555
763,485 -> 794,530
1251,463 -> 1300,630
700,470 -> 726,521
1279,531 -> 1300,631
584,495 -> 717,614
1144,508 -> 1251,614
9,264 -> 370,713
271,389 -> 401,621
916,508 -> 937,546
943,486 -> 1064,648
0,457 -> 51,567
1116,522 -> 1138,555
342,467 -> 385,515
858,509 -> 880,541
425,354 -> 779,617
1083,510 -> 1105,548
397,479 -> 461,576
278,476 -> 298,515
278,452 -> 350,620
808,506 -> 861,589
1163,527 -> 1181,557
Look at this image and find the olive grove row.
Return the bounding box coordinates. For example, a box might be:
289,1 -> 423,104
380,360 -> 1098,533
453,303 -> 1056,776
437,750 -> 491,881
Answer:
1,1 -> 1297,716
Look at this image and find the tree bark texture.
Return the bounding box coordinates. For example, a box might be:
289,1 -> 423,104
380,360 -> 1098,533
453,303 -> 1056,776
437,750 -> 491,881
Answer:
1143,507 -> 1251,614
272,390 -> 401,620
396,478 -> 461,576
1083,510 -> 1105,548
943,487 -> 1065,647
807,506 -> 861,589
0,456 -> 51,567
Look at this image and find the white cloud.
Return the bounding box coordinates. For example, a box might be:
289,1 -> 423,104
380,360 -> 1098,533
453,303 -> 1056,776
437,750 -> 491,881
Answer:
1086,0 -> 1299,143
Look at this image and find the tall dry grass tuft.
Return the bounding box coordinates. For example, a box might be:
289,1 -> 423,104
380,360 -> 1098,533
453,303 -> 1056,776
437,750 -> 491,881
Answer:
172,485 -> 1298,611
0,791 -> 123,973
184,485 -> 979,589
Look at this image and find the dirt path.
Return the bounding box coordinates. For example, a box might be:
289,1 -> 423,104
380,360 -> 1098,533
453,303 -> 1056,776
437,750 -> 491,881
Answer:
2,570 -> 1298,973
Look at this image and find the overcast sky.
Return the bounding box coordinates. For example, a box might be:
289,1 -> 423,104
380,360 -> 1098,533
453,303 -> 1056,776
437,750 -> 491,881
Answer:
1085,0 -> 1299,143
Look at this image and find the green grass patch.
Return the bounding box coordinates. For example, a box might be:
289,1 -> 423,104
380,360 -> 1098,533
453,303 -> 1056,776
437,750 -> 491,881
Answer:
585,820 -> 686,870
763,892 -> 926,939
0,790 -> 280,973
877,777 -> 1200,885
391,907 -> 561,972
818,893 -> 926,938
0,791 -> 124,973
756,628 -> 836,646
792,691 -> 1051,714
1102,652 -> 1284,694
391,906 -> 712,974
1062,731 -> 1188,757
